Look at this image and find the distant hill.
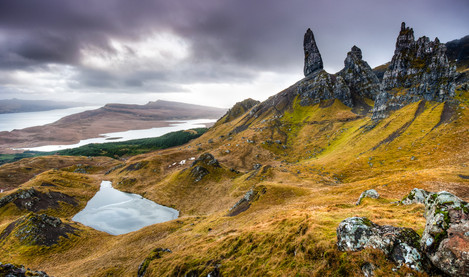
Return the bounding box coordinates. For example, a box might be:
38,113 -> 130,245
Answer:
0,99 -> 86,114
0,100 -> 226,152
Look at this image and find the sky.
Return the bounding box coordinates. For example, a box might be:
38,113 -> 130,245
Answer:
0,0 -> 468,108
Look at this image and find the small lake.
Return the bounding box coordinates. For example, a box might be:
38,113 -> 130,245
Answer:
20,118 -> 216,152
0,106 -> 101,132
72,181 -> 179,235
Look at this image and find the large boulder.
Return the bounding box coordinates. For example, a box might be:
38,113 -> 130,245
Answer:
337,217 -> 427,272
421,191 -> 469,276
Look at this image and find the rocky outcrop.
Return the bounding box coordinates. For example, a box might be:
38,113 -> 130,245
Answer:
227,185 -> 266,216
0,213 -> 77,246
337,46 -> 381,101
304,28 -> 323,76
0,263 -> 49,277
190,153 -> 220,182
337,217 -> 427,272
421,191 -> 469,276
400,188 -> 431,205
372,22 -> 457,120
0,188 -> 77,212
356,189 -> 379,205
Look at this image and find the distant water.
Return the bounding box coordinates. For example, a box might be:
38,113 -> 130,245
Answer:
21,118 -> 216,152
72,181 -> 179,235
0,106 -> 101,132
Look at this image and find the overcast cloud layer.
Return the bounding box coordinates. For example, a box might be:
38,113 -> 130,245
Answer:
0,0 -> 468,107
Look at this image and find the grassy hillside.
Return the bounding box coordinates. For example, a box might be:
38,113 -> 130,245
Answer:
0,80 -> 467,276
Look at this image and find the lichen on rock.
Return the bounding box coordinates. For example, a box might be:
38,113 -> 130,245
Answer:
420,191 -> 469,276
337,217 -> 427,272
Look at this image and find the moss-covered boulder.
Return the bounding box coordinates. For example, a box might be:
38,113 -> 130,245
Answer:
421,191 -> 469,276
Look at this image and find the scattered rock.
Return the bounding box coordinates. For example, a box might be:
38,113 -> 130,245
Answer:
227,186 -> 266,216
337,217 -> 427,272
0,263 -> 49,277
421,191 -> 469,276
400,188 -> 431,205
190,166 -> 209,182
356,189 -> 380,205
189,153 -> 221,182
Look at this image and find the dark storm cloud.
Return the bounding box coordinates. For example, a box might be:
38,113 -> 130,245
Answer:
0,0 -> 468,94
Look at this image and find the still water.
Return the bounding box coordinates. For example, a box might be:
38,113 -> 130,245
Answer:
0,106 -> 101,132
21,118 -> 216,152
72,181 -> 179,235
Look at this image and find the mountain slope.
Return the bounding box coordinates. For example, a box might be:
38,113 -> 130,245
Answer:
0,24 -> 467,276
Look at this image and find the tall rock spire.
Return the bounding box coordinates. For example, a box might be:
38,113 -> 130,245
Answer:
303,28 -> 323,76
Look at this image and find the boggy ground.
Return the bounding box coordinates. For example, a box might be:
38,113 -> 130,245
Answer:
0,88 -> 468,276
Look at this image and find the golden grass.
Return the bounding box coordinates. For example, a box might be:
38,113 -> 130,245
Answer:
0,97 -> 468,276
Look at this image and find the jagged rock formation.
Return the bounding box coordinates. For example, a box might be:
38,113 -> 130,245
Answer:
421,191 -> 469,276
372,22 -> 457,120
337,217 -> 427,272
337,46 -> 381,101
303,28 -> 323,76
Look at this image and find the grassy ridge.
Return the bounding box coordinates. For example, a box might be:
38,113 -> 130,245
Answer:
0,128 -> 207,165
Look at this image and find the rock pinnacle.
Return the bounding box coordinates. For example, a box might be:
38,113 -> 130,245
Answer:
303,28 -> 323,76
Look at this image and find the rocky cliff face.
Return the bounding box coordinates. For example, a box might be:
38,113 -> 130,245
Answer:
372,22 -> 457,119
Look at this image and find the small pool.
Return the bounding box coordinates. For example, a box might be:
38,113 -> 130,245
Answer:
72,181 -> 179,235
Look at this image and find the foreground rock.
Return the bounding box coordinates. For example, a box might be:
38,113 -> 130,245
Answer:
337,217 -> 427,272
421,191 -> 469,276
0,263 -> 49,277
356,189 -> 380,205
